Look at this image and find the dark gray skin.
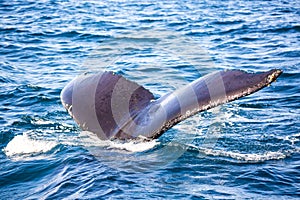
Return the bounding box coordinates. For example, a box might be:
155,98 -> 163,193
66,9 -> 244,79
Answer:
61,69 -> 282,140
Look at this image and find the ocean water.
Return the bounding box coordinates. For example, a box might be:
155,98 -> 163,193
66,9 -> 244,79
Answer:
1,0 -> 300,199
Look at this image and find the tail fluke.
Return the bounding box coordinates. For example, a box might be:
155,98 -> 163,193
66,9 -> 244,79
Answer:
61,69 -> 282,140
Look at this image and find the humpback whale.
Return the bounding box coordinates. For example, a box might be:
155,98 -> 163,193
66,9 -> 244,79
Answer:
61,69 -> 282,140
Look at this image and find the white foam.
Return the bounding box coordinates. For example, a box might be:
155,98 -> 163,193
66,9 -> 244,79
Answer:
196,147 -> 288,162
107,140 -> 159,152
3,133 -> 57,157
77,131 -> 159,153
283,132 -> 300,145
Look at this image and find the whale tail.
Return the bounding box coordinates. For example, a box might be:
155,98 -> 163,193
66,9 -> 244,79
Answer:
61,69 -> 282,140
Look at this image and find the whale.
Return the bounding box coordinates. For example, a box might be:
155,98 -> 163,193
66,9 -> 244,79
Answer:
61,69 -> 282,140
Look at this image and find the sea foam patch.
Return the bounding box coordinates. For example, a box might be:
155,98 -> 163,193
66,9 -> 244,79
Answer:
78,131 -> 159,153
3,133 -> 57,157
195,147 -> 290,163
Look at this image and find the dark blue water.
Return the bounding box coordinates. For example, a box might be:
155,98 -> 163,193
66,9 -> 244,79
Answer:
1,0 -> 299,199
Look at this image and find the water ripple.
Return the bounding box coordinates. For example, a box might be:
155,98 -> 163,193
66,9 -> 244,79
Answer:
0,0 -> 299,199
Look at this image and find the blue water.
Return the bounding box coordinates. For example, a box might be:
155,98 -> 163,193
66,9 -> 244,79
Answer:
1,0 -> 300,199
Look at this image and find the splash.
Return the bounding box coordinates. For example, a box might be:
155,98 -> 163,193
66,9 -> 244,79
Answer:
107,139 -> 159,152
3,133 -> 57,157
77,131 -> 159,153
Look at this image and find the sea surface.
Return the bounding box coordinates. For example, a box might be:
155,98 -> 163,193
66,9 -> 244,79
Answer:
1,0 -> 300,199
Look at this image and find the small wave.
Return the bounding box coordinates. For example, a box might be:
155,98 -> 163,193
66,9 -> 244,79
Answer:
275,50 -> 300,58
28,31 -> 110,40
263,25 -> 300,33
212,19 -> 245,25
0,75 -> 12,84
3,133 -> 57,157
